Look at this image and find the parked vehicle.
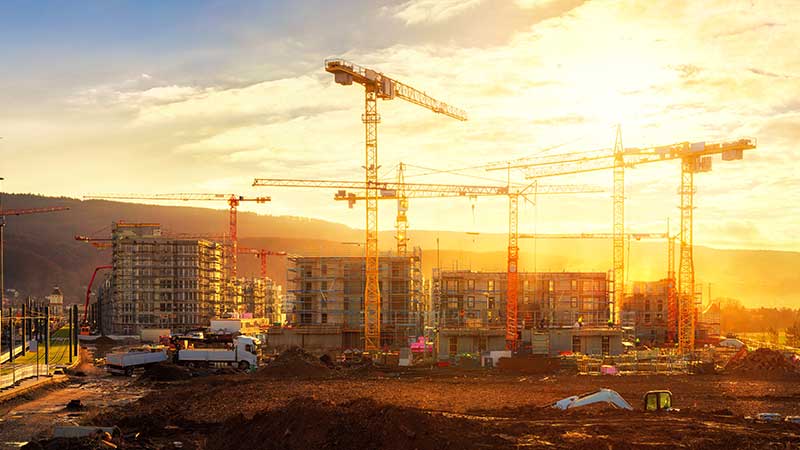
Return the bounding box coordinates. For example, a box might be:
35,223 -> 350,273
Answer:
106,347 -> 168,376
177,336 -> 260,370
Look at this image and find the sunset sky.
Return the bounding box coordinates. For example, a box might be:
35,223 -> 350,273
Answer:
0,0 -> 797,251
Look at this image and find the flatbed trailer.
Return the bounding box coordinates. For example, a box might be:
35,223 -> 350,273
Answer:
106,349 -> 167,376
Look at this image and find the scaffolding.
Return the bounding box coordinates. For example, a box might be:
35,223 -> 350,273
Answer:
241,278 -> 282,321
110,223 -> 224,335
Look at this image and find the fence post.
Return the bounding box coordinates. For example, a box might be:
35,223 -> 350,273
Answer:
44,306 -> 50,373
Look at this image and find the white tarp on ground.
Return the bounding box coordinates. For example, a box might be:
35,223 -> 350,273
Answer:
552,388 -> 633,410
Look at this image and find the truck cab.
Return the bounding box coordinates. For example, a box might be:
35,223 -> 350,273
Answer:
235,336 -> 261,369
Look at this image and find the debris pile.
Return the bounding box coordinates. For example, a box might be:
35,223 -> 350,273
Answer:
256,347 -> 334,378
205,397 -> 499,450
726,348 -> 798,375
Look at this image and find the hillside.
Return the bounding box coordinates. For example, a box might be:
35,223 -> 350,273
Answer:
1,193 -> 797,308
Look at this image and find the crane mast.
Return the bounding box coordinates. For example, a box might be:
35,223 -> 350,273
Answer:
678,156 -> 696,353
613,126 -> 625,327
396,163 -> 409,257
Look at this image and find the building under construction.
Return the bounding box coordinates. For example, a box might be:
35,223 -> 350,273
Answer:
621,279 -> 671,345
434,270 -> 613,357
107,222 -> 224,335
275,252 -> 422,350
241,278 -> 283,324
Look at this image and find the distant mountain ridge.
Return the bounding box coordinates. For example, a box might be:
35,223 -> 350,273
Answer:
1,193 -> 797,308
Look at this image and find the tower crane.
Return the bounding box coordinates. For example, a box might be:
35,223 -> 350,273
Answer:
253,176 -> 602,349
237,247 -> 288,280
83,194 -> 270,279
324,58 -> 466,351
487,129 -> 756,353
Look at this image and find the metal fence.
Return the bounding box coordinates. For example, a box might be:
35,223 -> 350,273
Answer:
0,340 -> 32,364
0,362 -> 48,390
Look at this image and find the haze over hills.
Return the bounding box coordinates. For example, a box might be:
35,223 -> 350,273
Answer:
2,193 -> 797,308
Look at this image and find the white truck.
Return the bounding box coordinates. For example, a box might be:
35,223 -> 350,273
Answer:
106,348 -> 168,376
177,336 -> 260,370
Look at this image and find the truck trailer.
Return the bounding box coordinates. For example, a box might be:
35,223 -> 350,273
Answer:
106,348 -> 168,376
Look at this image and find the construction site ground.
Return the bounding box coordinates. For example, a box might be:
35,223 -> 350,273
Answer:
6,362 -> 792,449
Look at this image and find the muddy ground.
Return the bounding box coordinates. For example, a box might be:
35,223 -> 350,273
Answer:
79,368 -> 800,450
0,377 -> 149,449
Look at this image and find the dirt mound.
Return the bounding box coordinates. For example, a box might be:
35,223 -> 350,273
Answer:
89,335 -> 119,358
205,397 -> 503,450
138,362 -> 192,381
256,347 -> 334,378
92,336 -> 116,347
726,348 -> 799,376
